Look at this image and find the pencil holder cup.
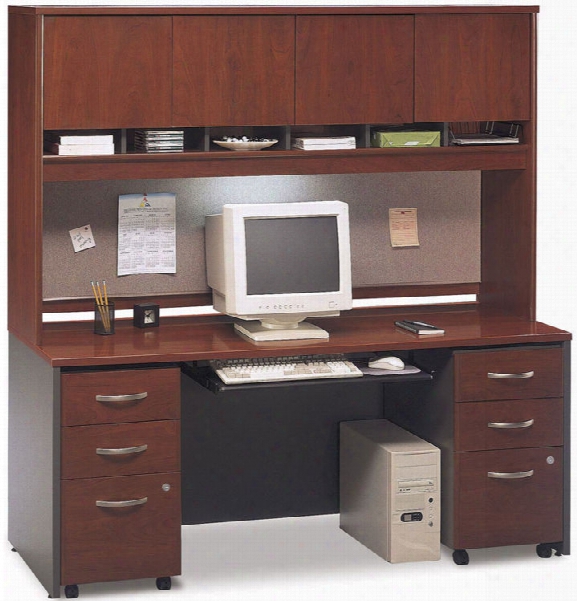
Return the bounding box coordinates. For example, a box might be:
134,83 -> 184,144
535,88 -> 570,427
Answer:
94,302 -> 115,335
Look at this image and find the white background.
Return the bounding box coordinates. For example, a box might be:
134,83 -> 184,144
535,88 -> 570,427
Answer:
1,0 -> 576,599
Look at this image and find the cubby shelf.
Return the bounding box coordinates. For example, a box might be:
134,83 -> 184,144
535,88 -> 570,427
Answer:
43,144 -> 529,182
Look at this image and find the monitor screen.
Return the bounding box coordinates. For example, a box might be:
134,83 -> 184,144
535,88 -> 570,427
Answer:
205,200 -> 352,342
244,216 -> 340,295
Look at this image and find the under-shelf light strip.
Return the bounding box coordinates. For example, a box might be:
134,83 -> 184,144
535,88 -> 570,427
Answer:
42,294 -> 476,323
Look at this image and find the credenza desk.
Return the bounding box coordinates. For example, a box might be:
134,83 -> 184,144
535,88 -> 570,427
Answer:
8,308 -> 571,598
6,3 -> 572,598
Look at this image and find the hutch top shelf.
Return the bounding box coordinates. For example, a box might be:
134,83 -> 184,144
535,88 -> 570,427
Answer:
9,5 -> 540,15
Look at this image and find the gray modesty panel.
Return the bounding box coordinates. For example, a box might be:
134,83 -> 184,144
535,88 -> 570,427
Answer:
8,335 -> 61,598
43,172 -> 480,301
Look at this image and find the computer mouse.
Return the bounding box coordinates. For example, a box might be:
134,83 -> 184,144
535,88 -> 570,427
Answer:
368,356 -> 405,370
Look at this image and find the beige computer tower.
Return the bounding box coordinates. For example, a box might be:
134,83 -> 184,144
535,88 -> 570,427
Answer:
340,419 -> 440,563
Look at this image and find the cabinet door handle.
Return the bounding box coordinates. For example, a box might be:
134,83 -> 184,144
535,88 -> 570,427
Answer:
487,371 -> 534,379
96,444 -> 148,456
96,497 -> 148,508
95,392 -> 148,402
488,419 -> 535,429
487,470 -> 534,479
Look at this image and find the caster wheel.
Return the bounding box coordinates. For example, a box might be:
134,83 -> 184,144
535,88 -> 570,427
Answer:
64,584 -> 79,598
452,549 -> 469,565
156,577 -> 172,591
536,543 -> 553,558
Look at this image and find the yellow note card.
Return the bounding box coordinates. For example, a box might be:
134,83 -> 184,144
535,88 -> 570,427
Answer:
389,208 -> 420,248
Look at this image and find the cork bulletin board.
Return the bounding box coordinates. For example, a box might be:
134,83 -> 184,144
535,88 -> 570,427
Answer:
42,171 -> 481,302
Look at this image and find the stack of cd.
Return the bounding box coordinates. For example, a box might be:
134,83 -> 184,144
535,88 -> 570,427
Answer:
134,130 -> 184,153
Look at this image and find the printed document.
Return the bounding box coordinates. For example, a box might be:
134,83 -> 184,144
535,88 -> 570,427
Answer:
118,192 -> 176,276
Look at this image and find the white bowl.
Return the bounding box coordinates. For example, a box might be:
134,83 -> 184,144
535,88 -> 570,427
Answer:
213,139 -> 278,151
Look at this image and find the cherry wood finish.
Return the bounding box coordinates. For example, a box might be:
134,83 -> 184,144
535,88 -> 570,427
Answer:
61,472 -> 181,585
415,14 -> 532,121
40,309 -> 570,368
384,344 -> 569,554
454,347 -> 563,402
42,145 -> 530,183
480,169 -> 536,320
10,6 -> 541,16
5,7 -> 572,594
61,367 -> 180,426
454,446 -> 563,549
173,16 -> 295,126
8,13 -> 43,347
61,420 -> 180,479
43,16 -> 172,129
296,15 -> 414,124
455,398 -> 564,452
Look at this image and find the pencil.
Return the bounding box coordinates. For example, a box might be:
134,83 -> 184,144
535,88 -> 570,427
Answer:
92,280 -> 111,333
102,281 -> 111,332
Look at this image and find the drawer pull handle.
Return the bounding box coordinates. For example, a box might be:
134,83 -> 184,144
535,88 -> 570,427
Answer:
487,371 -> 535,380
96,497 -> 148,508
95,392 -> 148,403
96,444 -> 148,456
487,470 -> 534,480
488,419 -> 535,429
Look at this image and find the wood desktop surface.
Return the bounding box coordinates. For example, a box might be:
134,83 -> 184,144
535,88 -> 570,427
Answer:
36,307 -> 571,367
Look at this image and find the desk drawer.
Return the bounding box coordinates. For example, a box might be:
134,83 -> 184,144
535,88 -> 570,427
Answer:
455,398 -> 563,452
61,472 -> 181,586
61,367 -> 180,426
454,447 -> 563,549
61,420 -> 180,479
454,347 -> 563,402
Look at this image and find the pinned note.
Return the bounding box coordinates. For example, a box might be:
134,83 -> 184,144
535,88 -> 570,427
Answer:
117,192 -> 176,276
389,208 -> 420,248
69,224 -> 96,252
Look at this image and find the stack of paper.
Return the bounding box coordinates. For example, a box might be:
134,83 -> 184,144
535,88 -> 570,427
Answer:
44,133 -> 115,156
293,136 -> 356,150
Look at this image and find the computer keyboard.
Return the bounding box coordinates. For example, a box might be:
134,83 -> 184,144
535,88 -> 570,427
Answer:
209,354 -> 363,385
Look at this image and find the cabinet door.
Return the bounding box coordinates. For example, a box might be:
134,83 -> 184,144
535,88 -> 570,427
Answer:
415,14 -> 531,122
173,16 -> 295,126
43,16 -> 172,129
295,16 -> 414,125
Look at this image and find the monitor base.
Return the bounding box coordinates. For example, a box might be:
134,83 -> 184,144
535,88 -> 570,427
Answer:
234,320 -> 329,342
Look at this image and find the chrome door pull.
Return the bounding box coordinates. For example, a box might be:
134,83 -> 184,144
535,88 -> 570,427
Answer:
95,392 -> 148,402
96,444 -> 148,456
487,371 -> 534,379
488,470 -> 534,479
488,419 -> 535,429
96,497 -> 148,508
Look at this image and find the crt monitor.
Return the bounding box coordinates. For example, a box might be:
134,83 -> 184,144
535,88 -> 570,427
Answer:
205,200 -> 352,342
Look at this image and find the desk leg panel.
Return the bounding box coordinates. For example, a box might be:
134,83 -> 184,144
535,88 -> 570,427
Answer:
8,334 -> 61,598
